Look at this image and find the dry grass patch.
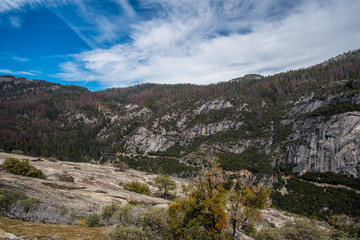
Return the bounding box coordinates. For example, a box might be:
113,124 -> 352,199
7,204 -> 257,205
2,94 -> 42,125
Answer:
0,216 -> 107,240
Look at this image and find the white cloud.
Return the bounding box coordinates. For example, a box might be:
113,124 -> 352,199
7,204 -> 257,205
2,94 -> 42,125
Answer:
0,0 -> 35,13
51,0 -> 137,49
55,0 -> 360,88
2,0 -> 359,88
0,0 -> 61,13
0,68 -> 38,75
8,16 -> 22,28
0,0 -> 135,48
12,56 -> 29,61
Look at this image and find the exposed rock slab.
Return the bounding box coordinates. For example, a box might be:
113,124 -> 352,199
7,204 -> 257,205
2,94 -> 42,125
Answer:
0,153 -> 187,217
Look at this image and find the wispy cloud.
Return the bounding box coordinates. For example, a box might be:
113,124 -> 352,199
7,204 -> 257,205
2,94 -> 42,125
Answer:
0,0 -> 71,13
8,16 -> 22,28
12,56 -> 29,62
1,0 -> 136,48
1,0 -> 359,89
54,0 -> 360,88
51,0 -> 137,49
0,0 -> 38,13
0,68 -> 38,76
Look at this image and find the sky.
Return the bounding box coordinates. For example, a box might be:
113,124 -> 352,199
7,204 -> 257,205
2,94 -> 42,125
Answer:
0,0 -> 359,91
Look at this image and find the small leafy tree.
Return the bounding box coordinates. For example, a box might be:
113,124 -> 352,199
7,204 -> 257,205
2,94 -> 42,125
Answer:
154,174 -> 177,199
169,159 -> 231,239
228,177 -> 271,238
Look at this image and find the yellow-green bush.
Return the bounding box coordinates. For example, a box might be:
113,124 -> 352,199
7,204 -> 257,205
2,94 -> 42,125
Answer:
105,204 -> 171,240
86,213 -> 101,227
107,225 -> 157,240
1,158 -> 45,179
101,203 -> 122,224
260,219 -> 356,240
123,181 -> 151,195
0,188 -> 27,209
11,150 -> 24,154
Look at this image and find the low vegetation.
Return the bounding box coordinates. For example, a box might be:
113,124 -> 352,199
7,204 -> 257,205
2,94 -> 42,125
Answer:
123,181 -> 151,195
116,155 -> 199,177
1,157 -> 45,179
259,219 -> 356,240
0,217 -> 106,240
299,171 -> 360,190
309,103 -> 360,119
272,177 -> 360,220
0,188 -> 75,225
106,205 -> 171,240
86,213 -> 101,227
217,149 -> 274,175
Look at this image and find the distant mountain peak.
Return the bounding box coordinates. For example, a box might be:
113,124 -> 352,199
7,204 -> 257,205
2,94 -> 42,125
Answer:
230,74 -> 263,82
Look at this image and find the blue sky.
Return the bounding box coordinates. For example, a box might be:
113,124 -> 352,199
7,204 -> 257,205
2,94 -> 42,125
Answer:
0,0 -> 359,91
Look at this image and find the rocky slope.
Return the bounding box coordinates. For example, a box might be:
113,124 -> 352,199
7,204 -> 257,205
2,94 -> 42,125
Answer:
0,153 -> 187,217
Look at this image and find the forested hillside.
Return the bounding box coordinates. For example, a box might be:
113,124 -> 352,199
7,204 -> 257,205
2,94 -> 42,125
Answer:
1,50 -> 360,177
1,50 -> 360,227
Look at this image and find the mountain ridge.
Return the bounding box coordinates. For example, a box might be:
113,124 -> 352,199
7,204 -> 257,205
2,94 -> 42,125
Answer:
1,50 -> 360,178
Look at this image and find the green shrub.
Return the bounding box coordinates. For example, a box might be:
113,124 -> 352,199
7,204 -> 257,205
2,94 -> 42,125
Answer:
86,213 -> 101,227
107,225 -> 157,240
104,204 -> 171,239
328,215 -> 360,239
123,181 -> 151,195
11,150 -> 24,154
0,188 -> 74,224
116,155 -> 199,178
101,203 -> 122,224
261,219 -> 326,240
217,148 -> 274,175
1,158 -> 45,179
260,219 -> 356,240
272,177 -> 360,220
0,188 -> 27,209
245,223 -> 258,238
309,103 -> 360,119
139,207 -> 170,236
21,198 -> 41,212
110,204 -> 141,226
300,171 -> 360,190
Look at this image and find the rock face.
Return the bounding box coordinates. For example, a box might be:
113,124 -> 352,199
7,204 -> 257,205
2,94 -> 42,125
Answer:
125,127 -> 174,153
194,99 -> 233,114
287,112 -> 360,177
180,121 -> 240,144
124,120 -> 241,153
